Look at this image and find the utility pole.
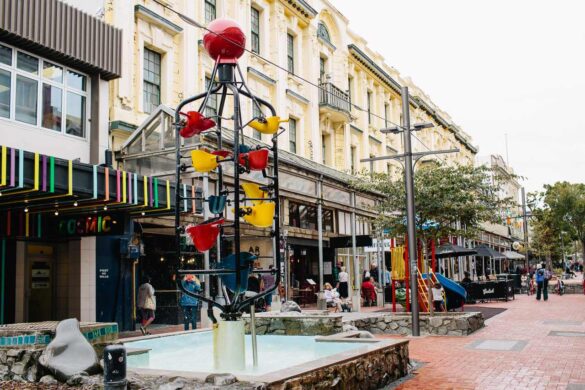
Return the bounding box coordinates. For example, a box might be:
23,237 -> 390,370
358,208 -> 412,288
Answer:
401,87 -> 420,336
521,187 -> 529,267
361,87 -> 459,337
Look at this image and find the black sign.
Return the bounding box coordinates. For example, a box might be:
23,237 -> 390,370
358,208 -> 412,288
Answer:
50,213 -> 125,236
329,235 -> 373,249
462,280 -> 514,302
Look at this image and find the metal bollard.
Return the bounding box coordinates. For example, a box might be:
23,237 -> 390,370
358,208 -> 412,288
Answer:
103,344 -> 127,390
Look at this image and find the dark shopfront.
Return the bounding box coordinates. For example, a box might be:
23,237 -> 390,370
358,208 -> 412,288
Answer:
288,238 -> 335,303
0,147 -> 195,331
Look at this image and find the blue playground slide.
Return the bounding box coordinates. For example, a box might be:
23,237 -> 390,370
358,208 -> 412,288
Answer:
435,273 -> 467,310
423,273 -> 467,310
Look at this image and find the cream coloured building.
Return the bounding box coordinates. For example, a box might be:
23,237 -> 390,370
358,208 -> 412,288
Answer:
99,0 -> 480,310
104,0 -> 477,172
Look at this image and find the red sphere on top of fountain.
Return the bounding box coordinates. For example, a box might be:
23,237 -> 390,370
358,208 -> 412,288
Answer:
203,19 -> 246,63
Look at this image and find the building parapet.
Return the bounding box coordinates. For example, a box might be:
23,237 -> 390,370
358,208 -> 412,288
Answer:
0,0 -> 122,80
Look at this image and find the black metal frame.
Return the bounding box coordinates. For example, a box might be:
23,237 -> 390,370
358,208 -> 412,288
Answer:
174,60 -> 282,321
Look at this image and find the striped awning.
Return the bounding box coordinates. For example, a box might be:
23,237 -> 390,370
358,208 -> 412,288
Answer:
0,146 -> 198,238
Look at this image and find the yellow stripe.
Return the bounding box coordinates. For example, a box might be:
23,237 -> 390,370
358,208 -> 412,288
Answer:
122,171 -> 127,203
143,177 -> 148,206
1,146 -> 6,186
166,180 -> 171,210
33,153 -> 39,190
25,213 -> 29,237
68,160 -> 73,195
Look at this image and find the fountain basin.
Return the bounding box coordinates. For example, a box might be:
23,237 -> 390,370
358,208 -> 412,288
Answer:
121,330 -> 409,388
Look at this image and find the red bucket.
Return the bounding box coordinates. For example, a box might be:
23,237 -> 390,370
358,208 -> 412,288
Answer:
239,149 -> 269,171
180,111 -> 216,138
185,218 -> 224,252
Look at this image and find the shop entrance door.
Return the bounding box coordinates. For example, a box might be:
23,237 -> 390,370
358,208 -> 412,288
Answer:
27,251 -> 54,322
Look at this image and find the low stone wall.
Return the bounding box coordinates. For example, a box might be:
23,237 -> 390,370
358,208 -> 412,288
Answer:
268,340 -> 409,389
243,312 -> 343,336
347,312 -> 484,336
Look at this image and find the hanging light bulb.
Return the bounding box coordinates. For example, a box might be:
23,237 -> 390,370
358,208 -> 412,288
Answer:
141,211 -> 146,216
73,201 -> 78,207
24,207 -> 29,213
54,210 -> 59,216
103,205 -> 108,211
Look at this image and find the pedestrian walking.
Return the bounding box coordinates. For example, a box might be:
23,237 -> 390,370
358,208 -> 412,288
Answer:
535,264 -> 548,301
337,266 -> 349,299
180,274 -> 201,331
137,276 -> 156,335
432,282 -> 445,312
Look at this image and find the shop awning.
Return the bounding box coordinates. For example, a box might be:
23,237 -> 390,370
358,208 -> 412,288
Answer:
473,244 -> 506,259
329,235 -> 372,248
0,145 -> 198,239
503,250 -> 525,260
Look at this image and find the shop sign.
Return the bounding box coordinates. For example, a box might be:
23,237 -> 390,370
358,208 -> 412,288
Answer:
364,239 -> 391,253
53,214 -> 124,236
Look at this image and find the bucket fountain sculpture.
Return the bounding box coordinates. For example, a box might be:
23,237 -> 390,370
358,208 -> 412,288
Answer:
173,19 -> 283,372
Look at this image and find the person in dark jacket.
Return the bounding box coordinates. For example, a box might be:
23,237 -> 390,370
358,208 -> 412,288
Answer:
180,275 -> 201,331
535,264 -> 548,301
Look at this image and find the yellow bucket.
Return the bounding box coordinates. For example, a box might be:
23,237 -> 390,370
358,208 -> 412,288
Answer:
191,150 -> 220,173
241,183 -> 267,205
241,202 -> 275,228
249,116 -> 288,135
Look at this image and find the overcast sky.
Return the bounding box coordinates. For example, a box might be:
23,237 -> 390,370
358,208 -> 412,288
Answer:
331,0 -> 585,193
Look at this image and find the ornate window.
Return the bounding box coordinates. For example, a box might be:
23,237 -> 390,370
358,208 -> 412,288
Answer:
317,22 -> 331,44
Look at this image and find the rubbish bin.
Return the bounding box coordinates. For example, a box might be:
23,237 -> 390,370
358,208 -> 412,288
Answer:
316,292 -> 327,310
103,344 -> 127,389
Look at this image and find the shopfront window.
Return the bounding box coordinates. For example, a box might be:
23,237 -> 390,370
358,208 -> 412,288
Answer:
0,43 -> 89,137
289,201 -> 334,232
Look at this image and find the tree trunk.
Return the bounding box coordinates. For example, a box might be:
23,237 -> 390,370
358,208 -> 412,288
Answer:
581,238 -> 585,265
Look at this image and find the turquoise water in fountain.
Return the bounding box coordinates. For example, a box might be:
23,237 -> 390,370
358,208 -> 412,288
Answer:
125,332 -> 364,375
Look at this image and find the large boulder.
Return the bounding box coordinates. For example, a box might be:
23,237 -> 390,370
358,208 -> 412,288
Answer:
280,300 -> 302,313
39,318 -> 102,382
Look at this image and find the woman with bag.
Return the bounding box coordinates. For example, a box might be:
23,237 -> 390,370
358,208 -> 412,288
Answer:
137,276 -> 156,335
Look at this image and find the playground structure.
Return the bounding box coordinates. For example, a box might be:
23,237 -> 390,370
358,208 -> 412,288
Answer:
172,19 -> 283,371
389,240 -> 466,313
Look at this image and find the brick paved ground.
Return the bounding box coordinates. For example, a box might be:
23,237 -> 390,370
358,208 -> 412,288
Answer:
386,293 -> 585,390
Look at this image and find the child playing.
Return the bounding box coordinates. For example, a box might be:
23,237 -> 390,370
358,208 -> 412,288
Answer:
432,282 -> 445,312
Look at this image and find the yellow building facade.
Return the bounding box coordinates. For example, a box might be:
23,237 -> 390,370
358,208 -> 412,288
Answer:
105,0 -> 477,173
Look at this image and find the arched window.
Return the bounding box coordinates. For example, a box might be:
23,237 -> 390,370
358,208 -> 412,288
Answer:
317,22 -> 331,44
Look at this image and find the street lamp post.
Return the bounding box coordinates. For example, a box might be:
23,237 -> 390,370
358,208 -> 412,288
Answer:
400,87 -> 421,336
361,87 -> 459,337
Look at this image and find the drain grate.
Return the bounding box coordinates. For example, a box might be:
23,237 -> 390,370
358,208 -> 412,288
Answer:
548,331 -> 585,337
542,320 -> 583,326
466,339 -> 528,351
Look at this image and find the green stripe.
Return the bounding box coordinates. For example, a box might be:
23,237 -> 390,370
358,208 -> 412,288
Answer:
154,178 -> 159,207
37,214 -> 41,238
49,157 -> 55,193
1,239 -> 5,324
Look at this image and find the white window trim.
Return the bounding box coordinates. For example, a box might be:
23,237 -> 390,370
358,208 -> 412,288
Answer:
0,42 -> 90,141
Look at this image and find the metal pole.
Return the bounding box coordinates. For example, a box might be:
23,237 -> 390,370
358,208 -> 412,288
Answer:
521,187 -> 529,268
317,178 -> 324,291
250,304 -> 258,367
203,173 -> 211,297
351,192 -> 360,311
401,86 -> 420,336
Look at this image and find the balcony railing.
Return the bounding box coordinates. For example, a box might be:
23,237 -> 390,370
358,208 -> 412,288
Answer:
319,81 -> 351,114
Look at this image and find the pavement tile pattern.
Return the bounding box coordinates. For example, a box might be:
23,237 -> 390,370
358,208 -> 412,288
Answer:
384,294 -> 585,390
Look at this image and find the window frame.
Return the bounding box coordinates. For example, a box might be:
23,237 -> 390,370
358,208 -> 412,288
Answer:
289,117 -> 297,153
205,76 -> 218,118
287,33 -> 295,74
251,7 -> 261,54
204,0 -> 217,23
0,42 -> 90,140
367,90 -> 372,125
143,47 -> 162,114
252,104 -> 262,140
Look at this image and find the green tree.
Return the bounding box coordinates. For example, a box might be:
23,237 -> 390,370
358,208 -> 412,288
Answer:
529,182 -> 585,264
352,164 -> 515,248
